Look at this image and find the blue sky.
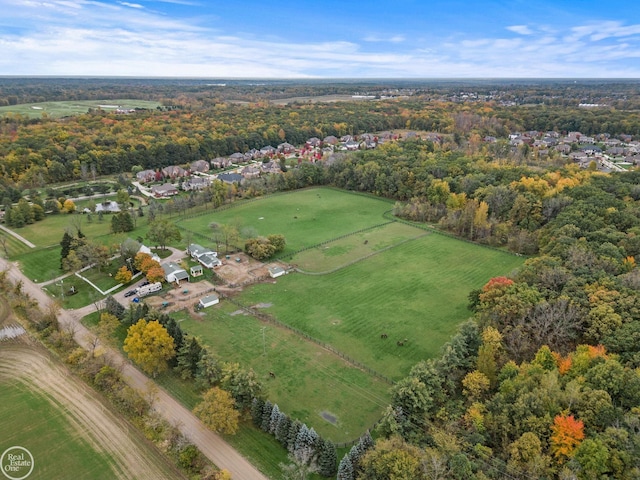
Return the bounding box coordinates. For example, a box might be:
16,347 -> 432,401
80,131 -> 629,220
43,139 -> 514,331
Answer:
2,0 -> 640,77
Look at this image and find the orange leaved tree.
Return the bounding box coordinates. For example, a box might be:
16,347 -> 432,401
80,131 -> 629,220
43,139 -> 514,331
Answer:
550,414 -> 584,460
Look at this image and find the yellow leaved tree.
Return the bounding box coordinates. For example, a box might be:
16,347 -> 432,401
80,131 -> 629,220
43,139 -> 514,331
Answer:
123,319 -> 175,376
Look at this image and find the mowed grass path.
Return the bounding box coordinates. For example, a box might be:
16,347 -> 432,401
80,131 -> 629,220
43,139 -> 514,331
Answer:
0,382 -> 117,479
177,188 -> 394,255
175,305 -> 390,443
239,232 -> 524,380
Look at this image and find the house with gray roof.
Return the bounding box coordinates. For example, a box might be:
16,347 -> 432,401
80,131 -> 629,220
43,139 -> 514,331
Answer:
162,262 -> 189,284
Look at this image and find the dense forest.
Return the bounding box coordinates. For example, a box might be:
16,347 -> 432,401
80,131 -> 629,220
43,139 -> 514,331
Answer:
1,80 -> 639,479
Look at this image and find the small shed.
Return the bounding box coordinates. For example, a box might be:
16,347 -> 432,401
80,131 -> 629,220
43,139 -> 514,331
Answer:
268,266 -> 286,278
190,265 -> 203,277
199,294 -> 220,308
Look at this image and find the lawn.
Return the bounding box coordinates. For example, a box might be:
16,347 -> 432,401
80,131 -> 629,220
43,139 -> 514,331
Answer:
14,246 -> 62,282
0,229 -> 33,258
11,213 -> 114,248
173,304 -> 391,443
176,188 -> 394,256
0,99 -> 161,119
237,232 -> 525,380
0,381 -> 118,479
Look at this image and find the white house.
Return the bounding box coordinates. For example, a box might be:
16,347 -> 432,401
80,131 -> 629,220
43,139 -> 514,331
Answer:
162,262 -> 189,284
198,294 -> 219,308
198,253 -> 222,269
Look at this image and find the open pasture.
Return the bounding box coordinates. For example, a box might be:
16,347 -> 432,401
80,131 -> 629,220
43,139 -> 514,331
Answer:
292,221 -> 426,272
0,99 -> 161,119
238,232 -> 524,380
177,188 -> 394,255
174,304 -> 391,443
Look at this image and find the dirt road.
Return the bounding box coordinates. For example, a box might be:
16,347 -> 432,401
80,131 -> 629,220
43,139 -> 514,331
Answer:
0,258 -> 269,480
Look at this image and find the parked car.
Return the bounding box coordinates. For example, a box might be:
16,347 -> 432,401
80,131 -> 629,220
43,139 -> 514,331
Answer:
139,280 -> 150,287
124,289 -> 137,297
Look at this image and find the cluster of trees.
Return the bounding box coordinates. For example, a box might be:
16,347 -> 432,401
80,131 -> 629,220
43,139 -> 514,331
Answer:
60,228 -> 111,273
244,234 -> 286,260
250,397 -> 338,477
3,196 -> 45,227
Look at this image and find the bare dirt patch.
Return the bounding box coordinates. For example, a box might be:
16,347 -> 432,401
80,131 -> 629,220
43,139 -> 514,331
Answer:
143,280 -> 216,312
214,252 -> 270,286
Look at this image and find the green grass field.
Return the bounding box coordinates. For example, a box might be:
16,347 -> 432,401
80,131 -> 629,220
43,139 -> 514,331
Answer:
174,304 -> 390,442
0,99 -> 161,119
176,188 -> 394,255
0,381 -> 118,479
237,231 -> 524,380
170,188 -> 524,442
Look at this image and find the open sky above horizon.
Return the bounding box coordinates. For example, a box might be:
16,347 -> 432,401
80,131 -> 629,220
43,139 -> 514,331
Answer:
2,0 -> 640,78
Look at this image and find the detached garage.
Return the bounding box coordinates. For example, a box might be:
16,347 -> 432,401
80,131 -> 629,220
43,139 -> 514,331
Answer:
198,294 -> 220,309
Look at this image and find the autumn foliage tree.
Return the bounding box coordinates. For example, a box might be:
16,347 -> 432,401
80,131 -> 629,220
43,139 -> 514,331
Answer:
193,386 -> 239,435
123,319 -> 175,376
550,414 -> 585,460
114,265 -> 132,284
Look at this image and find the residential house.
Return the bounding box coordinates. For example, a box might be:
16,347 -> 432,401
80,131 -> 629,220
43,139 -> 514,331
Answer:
190,160 -> 210,173
162,262 -> 189,284
183,176 -> 210,191
229,152 -> 246,164
211,157 -> 232,169
187,243 -> 211,259
323,135 -> 338,145
555,144 -> 572,155
306,137 -> 322,148
151,183 -> 178,197
95,201 -> 120,213
136,169 -> 156,183
260,160 -> 282,174
241,165 -> 261,179
247,148 -> 262,159
198,253 -> 222,269
162,165 -> 187,179
217,173 -> 243,184
260,145 -> 277,157
277,142 -> 296,154
344,140 -> 360,151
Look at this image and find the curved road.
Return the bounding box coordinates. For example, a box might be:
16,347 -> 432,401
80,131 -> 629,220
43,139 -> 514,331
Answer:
0,257 -> 268,480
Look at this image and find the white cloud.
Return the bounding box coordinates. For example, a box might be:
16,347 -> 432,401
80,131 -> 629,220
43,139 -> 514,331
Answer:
1,0 -> 640,77
506,25 -> 533,35
363,34 -> 405,43
119,2 -> 144,8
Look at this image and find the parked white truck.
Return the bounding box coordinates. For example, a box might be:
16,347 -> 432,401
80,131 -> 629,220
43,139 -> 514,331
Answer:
136,282 -> 162,297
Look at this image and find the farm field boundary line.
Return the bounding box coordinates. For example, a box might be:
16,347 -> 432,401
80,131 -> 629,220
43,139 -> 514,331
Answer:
295,231 -> 430,275
274,220 -> 396,262
382,210 -> 527,258
215,295 -> 395,386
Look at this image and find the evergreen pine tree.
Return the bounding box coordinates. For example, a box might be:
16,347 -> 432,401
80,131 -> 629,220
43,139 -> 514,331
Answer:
269,404 -> 281,434
261,400 -> 273,432
287,420 -> 302,453
60,231 -> 74,268
337,455 -> 355,480
176,336 -> 204,379
294,424 -> 318,465
317,438 -> 337,477
251,397 -> 265,427
104,295 -> 126,320
275,414 -> 292,447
